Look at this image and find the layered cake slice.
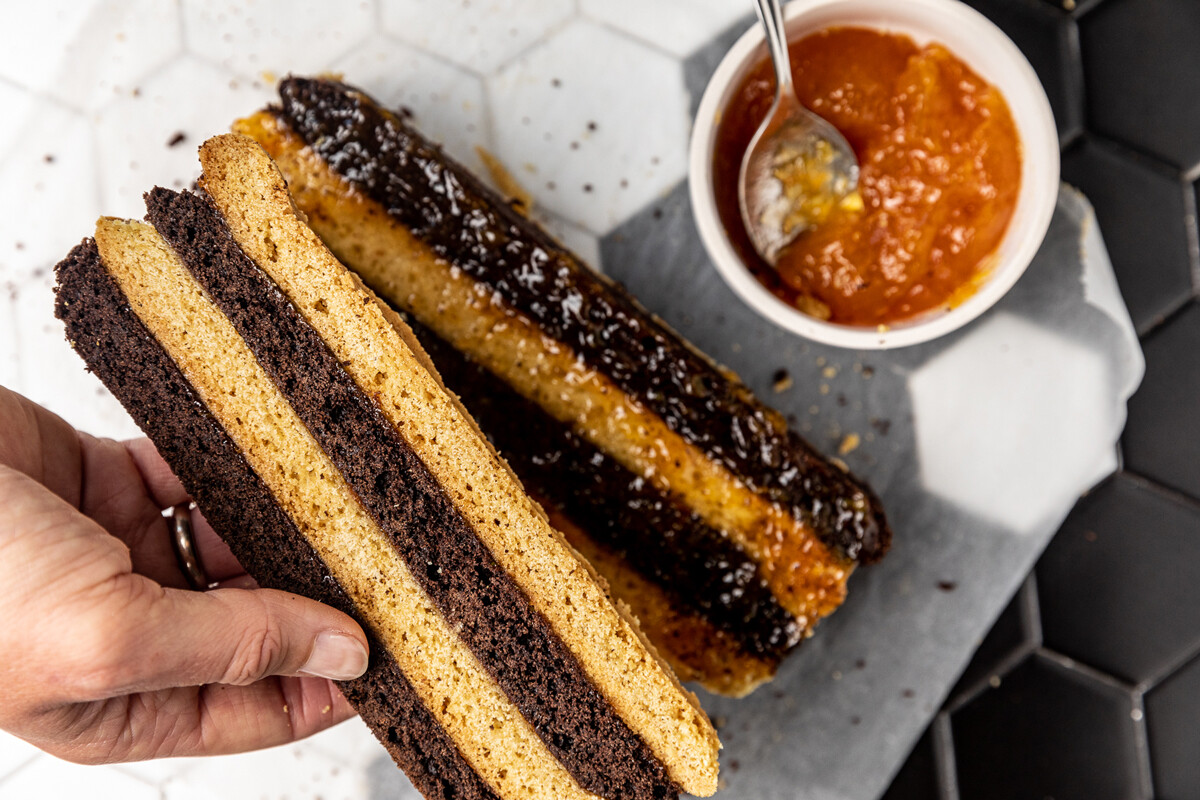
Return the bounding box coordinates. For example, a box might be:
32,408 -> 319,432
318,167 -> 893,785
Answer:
54,133 -> 718,800
237,77 -> 892,697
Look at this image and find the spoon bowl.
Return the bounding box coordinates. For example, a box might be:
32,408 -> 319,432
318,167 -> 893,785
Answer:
738,0 -> 860,265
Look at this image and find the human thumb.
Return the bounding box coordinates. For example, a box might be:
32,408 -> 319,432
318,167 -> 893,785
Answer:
87,583 -> 370,695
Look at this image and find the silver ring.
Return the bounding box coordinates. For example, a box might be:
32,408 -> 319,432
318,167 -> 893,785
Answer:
171,503 -> 215,590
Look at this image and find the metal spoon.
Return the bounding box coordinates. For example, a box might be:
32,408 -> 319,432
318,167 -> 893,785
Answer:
738,0 -> 860,265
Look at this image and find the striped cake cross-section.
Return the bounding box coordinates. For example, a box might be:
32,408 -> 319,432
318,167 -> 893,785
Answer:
237,76 -> 892,697
53,133 -> 719,800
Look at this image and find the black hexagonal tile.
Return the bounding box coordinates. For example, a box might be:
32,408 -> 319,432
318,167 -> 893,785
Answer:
1145,651 -> 1200,800
1035,473 -> 1200,685
881,726 -> 940,800
951,654 -> 1143,800
1060,137 -> 1193,334
962,0 -> 1084,142
1080,0 -> 1200,170
950,576 -> 1038,705
1124,302 -> 1200,500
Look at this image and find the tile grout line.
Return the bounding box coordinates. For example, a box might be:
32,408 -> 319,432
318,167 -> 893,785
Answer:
1137,634 -> 1200,694
485,13 -> 576,78
1019,573 -> 1044,647
1182,176 -> 1200,293
0,753 -> 40,787
1120,467 -> 1200,516
1134,287 -> 1196,341
942,642 -> 1037,715
1036,645 -> 1139,694
1086,131 -> 1193,181
932,711 -> 961,800
1129,688 -> 1156,800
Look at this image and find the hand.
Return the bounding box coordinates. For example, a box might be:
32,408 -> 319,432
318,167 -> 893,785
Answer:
0,386 -> 369,764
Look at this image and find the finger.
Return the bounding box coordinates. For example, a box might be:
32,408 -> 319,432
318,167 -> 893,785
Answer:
77,583 -> 369,698
77,435 -> 184,586
189,506 -> 245,582
0,386 -> 84,506
36,677 -> 358,763
123,440 -> 246,583
122,438 -> 189,509
191,676 -> 360,755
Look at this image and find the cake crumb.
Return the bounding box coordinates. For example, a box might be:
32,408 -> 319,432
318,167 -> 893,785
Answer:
771,369 -> 792,393
43,153 -> 55,163
838,433 -> 860,455
822,365 -> 838,379
937,580 -> 958,592
166,131 -> 187,148
322,704 -> 332,714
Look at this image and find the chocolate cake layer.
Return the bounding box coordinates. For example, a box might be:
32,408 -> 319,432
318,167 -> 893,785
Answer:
399,309 -> 800,661
53,239 -> 501,800
275,76 -> 890,565
144,187 -> 674,800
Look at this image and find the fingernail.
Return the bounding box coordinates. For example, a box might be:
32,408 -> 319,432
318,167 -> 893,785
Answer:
299,632 -> 369,680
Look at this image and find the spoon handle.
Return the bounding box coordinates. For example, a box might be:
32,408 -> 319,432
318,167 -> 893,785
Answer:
754,0 -> 794,96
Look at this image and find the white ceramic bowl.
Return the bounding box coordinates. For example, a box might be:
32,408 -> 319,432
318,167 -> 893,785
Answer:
689,0 -> 1060,349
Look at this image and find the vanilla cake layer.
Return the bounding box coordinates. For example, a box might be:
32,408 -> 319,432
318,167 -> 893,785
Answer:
53,134 -> 718,799
236,77 -> 891,695
54,238 -> 502,800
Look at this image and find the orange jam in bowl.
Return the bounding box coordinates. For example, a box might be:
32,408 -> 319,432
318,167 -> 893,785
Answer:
712,26 -> 1022,327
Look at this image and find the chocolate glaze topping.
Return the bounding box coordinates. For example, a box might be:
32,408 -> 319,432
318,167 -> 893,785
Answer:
145,187 -> 676,800
53,239 -> 502,800
274,76 -> 890,564
404,311 -> 800,661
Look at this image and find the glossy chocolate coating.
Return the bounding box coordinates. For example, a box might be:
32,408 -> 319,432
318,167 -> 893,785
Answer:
404,311 -> 801,661
276,76 -> 890,565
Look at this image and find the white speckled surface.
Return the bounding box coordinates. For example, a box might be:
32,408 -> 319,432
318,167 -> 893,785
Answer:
0,2 -> 1142,799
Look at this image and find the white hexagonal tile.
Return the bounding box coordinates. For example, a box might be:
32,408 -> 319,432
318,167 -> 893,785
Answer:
182,0 -> 375,80
0,731 -> 41,783
486,19 -> 690,234
0,81 -> 35,165
14,277 -> 140,441
94,55 -> 275,222
0,0 -> 182,112
331,34 -> 490,176
910,312 -> 1119,533
0,756 -> 159,800
580,0 -> 748,58
0,99 -> 97,287
0,290 -> 17,392
380,0 -> 574,75
162,741 -> 369,800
